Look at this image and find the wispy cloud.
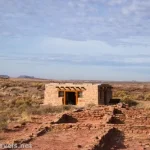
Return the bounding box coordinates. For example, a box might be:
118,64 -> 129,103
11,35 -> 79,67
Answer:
122,0 -> 150,16
1,51 -> 150,67
0,0 -> 150,80
108,0 -> 127,6
0,0 -> 150,45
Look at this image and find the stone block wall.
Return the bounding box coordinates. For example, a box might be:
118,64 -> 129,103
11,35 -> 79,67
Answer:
106,88 -> 112,104
44,83 -> 99,106
44,84 -> 63,106
77,83 -> 98,106
98,86 -> 112,105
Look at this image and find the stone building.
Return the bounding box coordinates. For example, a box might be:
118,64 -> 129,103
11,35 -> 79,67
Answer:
44,83 -> 113,106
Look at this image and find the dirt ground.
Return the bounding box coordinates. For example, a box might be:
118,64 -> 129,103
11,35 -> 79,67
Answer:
0,106 -> 150,150
0,78 -> 150,150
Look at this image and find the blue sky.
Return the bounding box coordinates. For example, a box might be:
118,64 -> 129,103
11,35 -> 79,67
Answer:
0,0 -> 150,81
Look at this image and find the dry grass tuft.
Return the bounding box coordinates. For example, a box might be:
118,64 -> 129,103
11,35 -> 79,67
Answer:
30,105 -> 73,115
86,103 -> 96,108
17,111 -> 32,123
136,101 -> 150,109
0,113 -> 8,131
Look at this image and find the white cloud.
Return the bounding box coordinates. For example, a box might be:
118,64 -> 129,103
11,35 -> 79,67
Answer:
0,0 -> 150,45
108,0 -> 127,6
1,35 -> 150,80
122,0 -> 150,16
1,37 -> 150,66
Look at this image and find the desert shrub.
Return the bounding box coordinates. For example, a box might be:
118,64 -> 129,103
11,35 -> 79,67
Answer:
144,94 -> 150,101
87,103 -> 96,108
1,83 -> 11,88
35,105 -> 63,114
22,89 -> 28,92
19,111 -> 32,123
113,91 -> 128,98
134,94 -> 144,100
0,100 -> 5,110
15,98 -> 32,107
10,87 -> 21,92
30,105 -> 72,115
9,99 -> 17,107
121,98 -> 138,107
18,103 -> 30,113
0,113 -> 8,131
122,95 -> 131,101
31,93 -> 44,100
31,99 -> 43,106
63,105 -> 73,111
136,102 -> 150,109
37,84 -> 45,90
31,82 -> 43,88
9,98 -> 33,113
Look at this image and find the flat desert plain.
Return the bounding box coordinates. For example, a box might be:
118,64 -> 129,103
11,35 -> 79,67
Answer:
0,78 -> 150,150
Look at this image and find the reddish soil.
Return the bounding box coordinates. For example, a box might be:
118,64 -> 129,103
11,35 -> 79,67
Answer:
0,79 -> 150,150
0,114 -> 56,144
0,106 -> 150,150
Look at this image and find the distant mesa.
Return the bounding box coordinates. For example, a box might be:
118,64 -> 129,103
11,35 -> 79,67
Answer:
18,75 -> 35,79
0,75 -> 10,79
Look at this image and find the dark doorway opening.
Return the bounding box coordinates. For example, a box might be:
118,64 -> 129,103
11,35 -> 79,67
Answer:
66,92 -> 76,105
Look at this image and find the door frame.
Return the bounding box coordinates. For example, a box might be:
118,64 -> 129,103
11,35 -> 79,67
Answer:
63,90 -> 78,105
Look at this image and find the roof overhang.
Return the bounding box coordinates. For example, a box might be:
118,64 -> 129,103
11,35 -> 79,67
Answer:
56,86 -> 86,91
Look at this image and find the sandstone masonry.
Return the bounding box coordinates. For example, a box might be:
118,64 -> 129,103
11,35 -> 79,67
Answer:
44,83 -> 112,106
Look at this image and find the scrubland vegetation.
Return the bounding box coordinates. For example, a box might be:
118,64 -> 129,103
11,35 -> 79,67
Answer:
112,86 -> 150,107
0,79 -> 73,131
0,79 -> 150,131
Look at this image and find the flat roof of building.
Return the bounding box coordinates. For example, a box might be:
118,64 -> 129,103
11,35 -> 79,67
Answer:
45,82 -> 112,87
